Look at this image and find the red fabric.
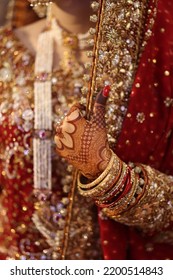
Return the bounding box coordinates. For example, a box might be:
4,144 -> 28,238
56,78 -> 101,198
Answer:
99,0 -> 173,259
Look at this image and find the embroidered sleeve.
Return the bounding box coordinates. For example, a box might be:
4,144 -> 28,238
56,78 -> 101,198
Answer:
103,164 -> 173,237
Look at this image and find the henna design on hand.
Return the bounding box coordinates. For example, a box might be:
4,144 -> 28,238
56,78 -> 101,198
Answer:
54,86 -> 111,179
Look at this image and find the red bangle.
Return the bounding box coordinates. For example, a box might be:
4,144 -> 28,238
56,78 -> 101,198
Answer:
95,167 -> 132,208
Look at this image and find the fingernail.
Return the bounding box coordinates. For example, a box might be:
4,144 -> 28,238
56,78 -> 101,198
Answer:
103,85 -> 111,97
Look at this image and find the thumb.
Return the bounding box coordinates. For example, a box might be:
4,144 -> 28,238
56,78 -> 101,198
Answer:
91,85 -> 110,128
92,85 -> 110,115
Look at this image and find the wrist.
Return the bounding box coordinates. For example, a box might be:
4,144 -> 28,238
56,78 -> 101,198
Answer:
82,149 -> 113,180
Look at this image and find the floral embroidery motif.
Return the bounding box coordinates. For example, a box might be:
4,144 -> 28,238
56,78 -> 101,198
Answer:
164,97 -> 173,107
136,112 -> 145,123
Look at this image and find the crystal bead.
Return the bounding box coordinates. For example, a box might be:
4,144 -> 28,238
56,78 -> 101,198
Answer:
128,162 -> 135,168
0,100 -> 9,113
0,67 -> 12,82
56,202 -> 64,211
6,40 -> 14,49
83,74 -> 90,82
112,55 -> 120,66
136,187 -> 143,194
81,86 -> 89,95
60,208 -> 67,216
104,80 -> 111,86
134,1 -> 140,8
53,213 -> 62,223
41,254 -> 47,260
84,62 -> 92,69
23,121 -> 32,132
22,109 -> 34,121
67,164 -> 73,172
139,178 -> 145,185
146,29 -> 152,37
120,105 -> 126,112
61,197 -> 69,205
20,255 -> 27,260
124,55 -> 132,64
118,11 -> 125,20
126,39 -> 135,48
89,28 -> 96,35
90,15 -> 98,23
91,1 -> 100,11
99,54 -> 106,62
55,237 -> 60,247
22,54 -> 30,62
16,74 -> 26,86
51,76 -> 58,84
50,206 -> 56,212
80,97 -> 87,105
53,252 -> 61,260
87,51 -> 94,57
134,166 -> 142,173
108,134 -> 116,143
39,130 -> 46,139
37,193 -> 48,201
74,81 -> 83,88
24,149 -> 30,156
63,184 -> 71,193
87,39 -> 95,46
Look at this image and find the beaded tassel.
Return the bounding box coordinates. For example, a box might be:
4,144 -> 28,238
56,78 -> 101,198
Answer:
33,30 -> 53,193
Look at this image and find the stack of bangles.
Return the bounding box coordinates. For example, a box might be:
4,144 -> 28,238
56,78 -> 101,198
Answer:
77,150 -> 148,216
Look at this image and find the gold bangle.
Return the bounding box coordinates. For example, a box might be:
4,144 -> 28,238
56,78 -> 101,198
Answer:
120,164 -> 147,212
77,149 -> 115,190
95,166 -> 132,207
94,162 -> 127,200
92,160 -> 123,199
86,158 -> 123,196
77,154 -> 124,197
103,170 -> 139,216
102,164 -> 148,219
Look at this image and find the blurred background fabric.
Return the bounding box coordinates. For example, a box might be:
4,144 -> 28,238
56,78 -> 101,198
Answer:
0,0 -> 38,27
0,0 -> 11,26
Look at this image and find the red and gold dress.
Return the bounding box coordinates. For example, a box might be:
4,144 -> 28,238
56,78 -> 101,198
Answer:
0,0 -> 173,260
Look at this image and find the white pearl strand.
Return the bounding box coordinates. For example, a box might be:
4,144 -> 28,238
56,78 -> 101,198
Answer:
33,27 -> 54,193
33,17 -> 90,194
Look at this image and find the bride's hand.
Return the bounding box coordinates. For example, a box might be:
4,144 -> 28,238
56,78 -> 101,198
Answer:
54,86 -> 111,179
